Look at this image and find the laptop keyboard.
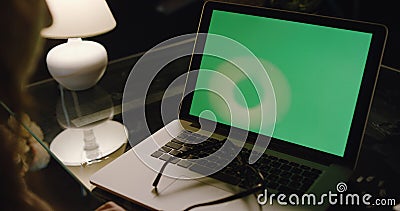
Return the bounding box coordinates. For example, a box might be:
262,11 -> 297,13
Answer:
151,130 -> 322,194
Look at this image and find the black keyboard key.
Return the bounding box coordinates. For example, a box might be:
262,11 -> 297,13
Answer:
180,146 -> 191,152
183,143 -> 196,149
277,177 -> 290,185
302,171 -> 319,179
269,168 -> 282,176
198,151 -> 213,157
170,157 -> 180,164
159,154 -> 172,161
271,161 -> 281,168
269,156 -> 278,160
291,167 -> 303,174
300,165 -> 311,170
177,132 -> 189,139
176,135 -> 188,141
184,136 -> 200,144
280,171 -> 292,178
267,174 -> 279,181
191,135 -> 205,141
194,138 -> 209,145
280,164 -> 292,171
204,162 -> 218,170
169,149 -> 182,156
241,148 -> 250,156
289,181 -> 302,189
166,141 -> 182,150
177,160 -> 192,168
278,159 -> 289,164
187,154 -> 199,159
160,146 -> 172,153
151,150 -> 163,158
266,181 -> 279,190
259,166 -> 270,175
207,138 -> 217,143
221,166 -> 236,175
161,138 -> 319,193
171,138 -> 184,144
189,164 -> 212,175
191,132 -> 203,138
257,155 -> 270,163
311,168 -> 322,175
194,159 -> 210,167
290,175 -> 303,181
214,156 -> 229,165
205,155 -> 221,163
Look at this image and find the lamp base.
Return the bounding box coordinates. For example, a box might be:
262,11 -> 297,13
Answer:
50,120 -> 127,166
46,38 -> 108,91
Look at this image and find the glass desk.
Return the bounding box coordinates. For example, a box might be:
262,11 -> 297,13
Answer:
25,56 -> 135,191
19,49 -> 191,192
1,47 -> 399,209
0,49 -> 192,209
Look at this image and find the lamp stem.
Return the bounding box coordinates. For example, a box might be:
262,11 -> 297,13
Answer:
83,128 -> 101,160
67,37 -> 83,43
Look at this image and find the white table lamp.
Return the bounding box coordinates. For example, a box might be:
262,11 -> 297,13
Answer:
41,0 -> 116,90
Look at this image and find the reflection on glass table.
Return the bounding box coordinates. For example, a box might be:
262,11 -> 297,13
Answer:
19,55 -> 141,191
50,85 -> 127,167
18,51 -> 190,196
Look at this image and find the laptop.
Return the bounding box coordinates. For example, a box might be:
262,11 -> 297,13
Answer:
90,1 -> 387,210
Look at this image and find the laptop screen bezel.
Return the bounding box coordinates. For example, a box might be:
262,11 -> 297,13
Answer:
179,1 -> 387,169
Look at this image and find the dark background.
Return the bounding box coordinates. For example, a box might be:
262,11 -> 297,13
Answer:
33,0 -> 400,82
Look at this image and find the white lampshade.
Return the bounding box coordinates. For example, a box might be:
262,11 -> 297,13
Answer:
41,0 -> 116,38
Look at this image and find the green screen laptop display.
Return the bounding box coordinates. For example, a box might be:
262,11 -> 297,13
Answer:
189,10 -> 372,157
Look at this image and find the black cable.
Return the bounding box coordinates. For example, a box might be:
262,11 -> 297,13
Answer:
153,140 -> 268,210
183,153 -> 267,211
152,156 -> 174,188
152,138 -> 224,189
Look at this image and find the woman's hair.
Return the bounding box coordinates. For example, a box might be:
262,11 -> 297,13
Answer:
0,0 -> 52,209
0,0 -> 51,113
